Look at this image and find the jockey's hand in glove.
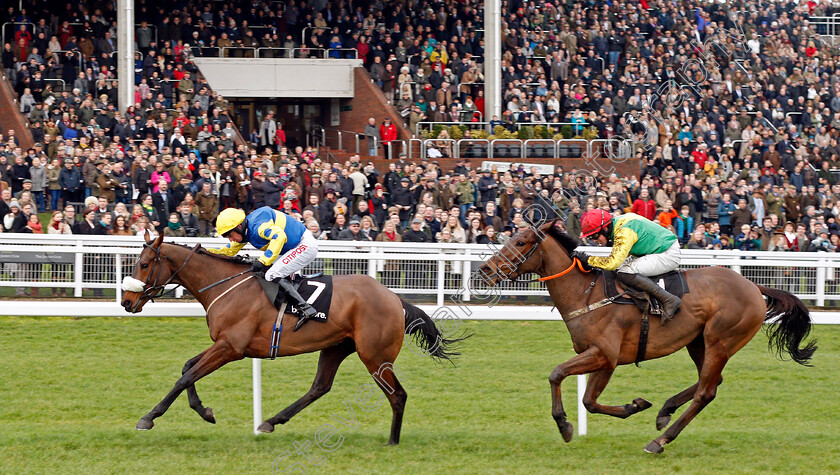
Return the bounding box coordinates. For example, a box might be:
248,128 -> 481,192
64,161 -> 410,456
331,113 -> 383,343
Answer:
570,250 -> 593,271
251,260 -> 269,275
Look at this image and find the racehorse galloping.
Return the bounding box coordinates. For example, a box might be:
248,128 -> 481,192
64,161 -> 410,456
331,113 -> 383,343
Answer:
478,220 -> 816,454
121,233 -> 464,445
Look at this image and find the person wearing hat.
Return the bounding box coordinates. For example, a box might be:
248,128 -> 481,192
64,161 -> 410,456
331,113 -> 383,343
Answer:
380,117 -> 398,158
336,218 -> 370,242
402,217 -> 431,284
209,205 -> 320,330
572,209 -> 682,321
2,200 -> 21,232
392,177 -> 415,227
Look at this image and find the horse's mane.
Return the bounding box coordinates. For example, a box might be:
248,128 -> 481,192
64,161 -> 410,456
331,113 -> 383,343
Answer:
545,223 -> 582,254
165,242 -> 251,265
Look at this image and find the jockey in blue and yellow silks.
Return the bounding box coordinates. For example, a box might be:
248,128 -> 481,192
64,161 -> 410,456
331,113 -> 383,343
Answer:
208,206 -> 319,329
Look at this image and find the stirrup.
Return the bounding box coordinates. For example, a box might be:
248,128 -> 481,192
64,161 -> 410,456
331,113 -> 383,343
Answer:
293,304 -> 317,332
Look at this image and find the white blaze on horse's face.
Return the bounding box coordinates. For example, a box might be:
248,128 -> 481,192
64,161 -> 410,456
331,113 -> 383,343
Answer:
121,276 -> 146,293
122,233 -> 164,313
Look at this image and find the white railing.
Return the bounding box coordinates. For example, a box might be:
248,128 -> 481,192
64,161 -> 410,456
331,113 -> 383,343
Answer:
3,235 -> 840,306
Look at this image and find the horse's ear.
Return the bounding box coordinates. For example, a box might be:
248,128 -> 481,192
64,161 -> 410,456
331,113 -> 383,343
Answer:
538,218 -> 560,232
143,229 -> 152,244
153,233 -> 164,248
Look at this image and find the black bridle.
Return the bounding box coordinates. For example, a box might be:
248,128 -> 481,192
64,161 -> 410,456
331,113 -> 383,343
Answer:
135,243 -> 201,304
480,234 -> 543,284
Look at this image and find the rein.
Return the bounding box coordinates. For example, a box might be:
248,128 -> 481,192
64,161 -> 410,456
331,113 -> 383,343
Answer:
538,257 -> 591,281
514,256 -> 591,284
199,269 -> 253,293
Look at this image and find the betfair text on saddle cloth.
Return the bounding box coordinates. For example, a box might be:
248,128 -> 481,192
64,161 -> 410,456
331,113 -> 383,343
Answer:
209,206 -> 319,330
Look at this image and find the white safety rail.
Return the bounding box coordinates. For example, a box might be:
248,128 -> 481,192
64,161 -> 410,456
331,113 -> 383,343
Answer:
4,234 -> 840,306
3,234 -> 840,437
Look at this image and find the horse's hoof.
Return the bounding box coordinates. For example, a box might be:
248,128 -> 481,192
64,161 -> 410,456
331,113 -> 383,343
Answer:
656,415 -> 671,431
257,422 -> 275,433
203,407 -> 216,424
644,440 -> 664,454
633,398 -> 653,412
386,440 -> 399,446
136,419 -> 154,431
558,421 -> 574,443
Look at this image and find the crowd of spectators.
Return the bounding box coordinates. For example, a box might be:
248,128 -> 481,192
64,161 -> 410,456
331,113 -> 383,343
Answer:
4,0 -> 840,256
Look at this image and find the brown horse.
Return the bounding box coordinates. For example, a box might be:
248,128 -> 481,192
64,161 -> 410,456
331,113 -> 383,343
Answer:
477,220 -> 816,454
121,233 -> 464,445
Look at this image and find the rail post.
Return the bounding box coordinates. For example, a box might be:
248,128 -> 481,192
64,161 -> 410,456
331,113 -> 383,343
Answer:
817,259 -> 826,306
74,240 -> 84,297
437,254 -> 446,307
577,374 -> 588,435
115,252 -> 122,303
252,358 -> 262,435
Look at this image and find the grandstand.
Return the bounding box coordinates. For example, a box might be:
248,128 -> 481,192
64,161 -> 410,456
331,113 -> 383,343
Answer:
2,0 -> 840,253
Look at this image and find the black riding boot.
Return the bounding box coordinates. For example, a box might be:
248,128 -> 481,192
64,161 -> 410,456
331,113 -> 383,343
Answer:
275,277 -> 319,331
617,272 -> 681,322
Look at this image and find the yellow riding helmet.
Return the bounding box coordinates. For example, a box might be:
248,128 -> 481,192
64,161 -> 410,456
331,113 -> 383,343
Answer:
216,208 -> 247,236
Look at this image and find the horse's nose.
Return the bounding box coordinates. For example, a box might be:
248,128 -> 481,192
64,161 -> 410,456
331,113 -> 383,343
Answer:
121,299 -> 132,310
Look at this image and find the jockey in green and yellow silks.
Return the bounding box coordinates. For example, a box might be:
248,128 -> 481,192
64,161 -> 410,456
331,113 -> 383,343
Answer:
570,210 -> 682,321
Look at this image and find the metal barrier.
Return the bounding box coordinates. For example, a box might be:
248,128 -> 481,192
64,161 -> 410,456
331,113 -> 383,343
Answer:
457,139 -> 491,160
191,47 -> 220,57
557,139 -> 587,159
326,48 -> 358,59
415,121 -> 494,136
220,46 -> 257,57
490,139 -> 525,160
3,235 -> 840,307
256,47 -> 291,58
523,139 -> 557,159
423,138 -> 457,159
42,78 -> 67,92
381,139 -> 407,160
407,138 -> 424,160
2,22 -> 35,44
293,47 -> 325,58
324,128 -> 363,154
55,50 -> 83,71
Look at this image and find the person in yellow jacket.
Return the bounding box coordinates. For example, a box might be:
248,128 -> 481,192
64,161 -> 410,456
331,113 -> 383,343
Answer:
209,206 -> 318,330
571,209 -> 682,320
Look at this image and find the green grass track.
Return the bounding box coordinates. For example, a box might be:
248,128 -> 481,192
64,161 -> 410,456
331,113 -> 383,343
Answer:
0,317 -> 838,474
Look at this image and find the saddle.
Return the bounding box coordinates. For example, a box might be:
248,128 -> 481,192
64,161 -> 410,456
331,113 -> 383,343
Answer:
256,273 -> 333,323
602,270 -> 689,316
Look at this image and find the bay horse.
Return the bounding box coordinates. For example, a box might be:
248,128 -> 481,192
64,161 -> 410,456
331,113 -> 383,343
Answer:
477,220 -> 816,454
121,233 -> 464,445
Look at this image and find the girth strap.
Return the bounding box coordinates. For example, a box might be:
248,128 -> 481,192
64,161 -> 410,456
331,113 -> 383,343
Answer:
635,314 -> 650,366
269,302 -> 287,360
562,290 -> 629,321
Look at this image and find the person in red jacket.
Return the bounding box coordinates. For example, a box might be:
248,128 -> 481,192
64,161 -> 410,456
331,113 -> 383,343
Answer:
690,143 -> 708,170
379,117 -> 398,158
631,189 -> 656,220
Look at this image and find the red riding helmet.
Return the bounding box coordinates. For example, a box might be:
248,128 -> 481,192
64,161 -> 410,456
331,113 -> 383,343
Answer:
580,209 -> 613,238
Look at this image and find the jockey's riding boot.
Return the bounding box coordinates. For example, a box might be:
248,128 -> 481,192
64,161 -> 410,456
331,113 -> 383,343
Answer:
617,272 -> 681,322
275,277 -> 318,331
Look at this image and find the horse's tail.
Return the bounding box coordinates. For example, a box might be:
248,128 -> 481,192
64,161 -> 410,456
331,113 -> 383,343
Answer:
401,300 -> 471,365
758,285 -> 818,366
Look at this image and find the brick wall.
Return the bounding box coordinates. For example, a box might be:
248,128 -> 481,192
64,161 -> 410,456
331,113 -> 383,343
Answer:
332,67 -> 412,155
0,73 -> 34,150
